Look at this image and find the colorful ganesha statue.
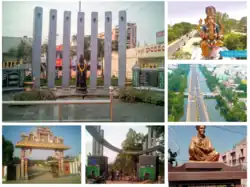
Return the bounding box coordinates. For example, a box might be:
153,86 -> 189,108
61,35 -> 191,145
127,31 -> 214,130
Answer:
197,6 -> 224,58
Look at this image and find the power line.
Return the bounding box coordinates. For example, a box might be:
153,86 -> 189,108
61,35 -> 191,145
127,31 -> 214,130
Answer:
210,126 -> 247,136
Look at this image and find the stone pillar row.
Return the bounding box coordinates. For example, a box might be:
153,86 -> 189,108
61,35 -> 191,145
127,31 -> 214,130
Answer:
32,7 -> 127,89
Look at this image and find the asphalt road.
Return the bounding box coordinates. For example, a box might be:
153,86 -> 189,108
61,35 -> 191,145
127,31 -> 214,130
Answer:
168,31 -> 196,59
186,65 -> 209,122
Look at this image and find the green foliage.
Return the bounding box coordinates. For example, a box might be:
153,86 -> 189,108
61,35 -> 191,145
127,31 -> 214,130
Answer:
172,50 -> 191,60
199,65 -> 217,92
7,48 -> 18,57
2,136 -> 14,165
200,65 -> 247,122
13,90 -> 56,101
215,95 -> 247,122
17,38 -> 32,63
112,129 -> 144,175
40,77 -> 119,87
118,88 -> 164,106
168,92 -> 184,122
168,22 -> 193,43
71,35 -> 118,62
224,33 -> 247,50
168,65 -> 190,121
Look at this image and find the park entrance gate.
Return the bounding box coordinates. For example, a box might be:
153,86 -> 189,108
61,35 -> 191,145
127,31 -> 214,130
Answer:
16,127 -> 70,180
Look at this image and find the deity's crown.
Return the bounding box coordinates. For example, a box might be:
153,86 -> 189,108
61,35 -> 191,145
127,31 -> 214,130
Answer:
206,6 -> 216,17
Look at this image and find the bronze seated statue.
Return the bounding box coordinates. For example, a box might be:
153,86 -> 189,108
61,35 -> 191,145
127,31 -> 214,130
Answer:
189,125 -> 220,162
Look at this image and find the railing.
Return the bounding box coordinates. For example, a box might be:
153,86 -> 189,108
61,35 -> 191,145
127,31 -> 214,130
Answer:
3,87 -> 114,122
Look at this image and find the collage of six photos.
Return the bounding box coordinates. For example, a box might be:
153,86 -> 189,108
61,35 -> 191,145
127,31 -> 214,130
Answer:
1,0 -> 248,186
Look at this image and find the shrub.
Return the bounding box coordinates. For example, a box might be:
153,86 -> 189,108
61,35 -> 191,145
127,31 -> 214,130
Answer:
118,88 -> 164,106
13,90 -> 56,101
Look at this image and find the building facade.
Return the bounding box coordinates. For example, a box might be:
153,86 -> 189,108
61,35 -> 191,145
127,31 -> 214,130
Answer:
108,43 -> 164,79
220,138 -> 247,167
98,22 -> 137,49
219,138 -> 247,186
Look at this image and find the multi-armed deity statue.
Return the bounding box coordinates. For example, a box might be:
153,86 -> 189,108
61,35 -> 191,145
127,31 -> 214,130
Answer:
198,6 -> 224,59
189,125 -> 220,161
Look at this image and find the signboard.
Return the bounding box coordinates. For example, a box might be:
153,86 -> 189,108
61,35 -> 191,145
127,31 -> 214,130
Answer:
137,44 -> 164,58
2,69 -> 24,88
139,166 -> 156,181
140,63 -> 160,69
156,31 -> 164,37
86,165 -> 100,177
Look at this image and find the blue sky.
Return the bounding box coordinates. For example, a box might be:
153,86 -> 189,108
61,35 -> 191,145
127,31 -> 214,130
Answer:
85,125 -> 148,163
168,126 -> 247,164
2,126 -> 81,160
2,1 -> 164,45
168,1 -> 247,25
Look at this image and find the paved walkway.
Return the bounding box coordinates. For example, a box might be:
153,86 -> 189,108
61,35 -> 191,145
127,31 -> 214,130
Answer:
4,172 -> 81,184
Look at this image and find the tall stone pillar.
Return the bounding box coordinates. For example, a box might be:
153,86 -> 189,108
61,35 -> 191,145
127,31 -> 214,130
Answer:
148,127 -> 152,156
104,11 -> 112,89
24,158 -> 28,179
92,135 -> 96,156
48,9 -> 57,88
100,129 -> 104,156
70,162 -> 73,174
61,151 -> 64,175
152,129 -> 157,156
118,11 -> 127,88
20,148 -> 25,179
32,7 -> 43,88
62,11 -> 71,88
76,12 -> 85,74
95,126 -> 101,156
143,141 -> 146,155
90,12 -> 98,89
72,161 -> 76,174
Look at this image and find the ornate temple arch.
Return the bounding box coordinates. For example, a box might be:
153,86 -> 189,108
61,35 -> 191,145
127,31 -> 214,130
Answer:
16,127 -> 70,180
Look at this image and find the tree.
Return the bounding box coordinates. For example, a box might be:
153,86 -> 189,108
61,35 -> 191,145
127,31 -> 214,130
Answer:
17,37 -> 32,63
12,157 -> 21,164
7,47 -> 18,57
112,129 -> 144,175
224,33 -> 246,50
2,136 -> 14,165
46,156 -> 54,161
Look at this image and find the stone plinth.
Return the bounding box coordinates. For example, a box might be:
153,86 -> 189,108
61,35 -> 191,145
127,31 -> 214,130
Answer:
168,162 -> 247,187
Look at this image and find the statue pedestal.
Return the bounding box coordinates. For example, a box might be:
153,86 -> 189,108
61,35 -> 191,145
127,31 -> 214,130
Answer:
168,162 -> 247,187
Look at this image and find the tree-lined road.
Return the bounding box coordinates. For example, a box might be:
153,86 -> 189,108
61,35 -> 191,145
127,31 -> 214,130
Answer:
186,65 -> 210,122
168,31 -> 196,59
